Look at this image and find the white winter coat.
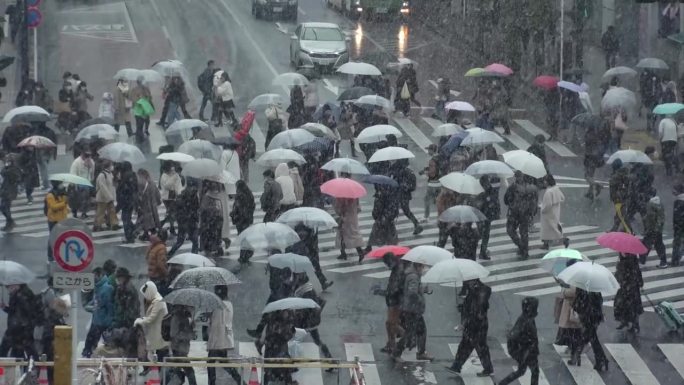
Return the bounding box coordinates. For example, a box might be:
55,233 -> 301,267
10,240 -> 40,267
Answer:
69,156 -> 94,181
275,163 -> 297,205
216,80 -> 234,102
207,300 -> 234,350
540,185 -> 565,241
219,149 -> 240,195
659,117 -> 678,142
159,171 -> 183,201
289,168 -> 304,205
136,281 -> 169,352
95,170 -> 116,203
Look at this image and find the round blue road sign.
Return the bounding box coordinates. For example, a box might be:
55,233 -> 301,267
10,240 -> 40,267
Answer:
26,8 -> 42,29
26,0 -> 41,8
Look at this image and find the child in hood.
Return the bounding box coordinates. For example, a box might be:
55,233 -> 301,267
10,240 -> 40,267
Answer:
98,92 -> 115,119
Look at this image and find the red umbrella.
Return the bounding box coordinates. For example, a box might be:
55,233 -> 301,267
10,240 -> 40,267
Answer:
484,63 -> 513,76
533,75 -> 559,90
366,245 -> 411,259
320,178 -> 367,198
596,232 -> 647,255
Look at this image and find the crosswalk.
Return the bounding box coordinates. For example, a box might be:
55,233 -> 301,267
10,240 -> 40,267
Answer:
5,185 -> 682,312
69,339 -> 684,385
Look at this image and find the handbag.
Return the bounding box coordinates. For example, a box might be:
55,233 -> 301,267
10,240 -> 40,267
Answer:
553,296 -> 563,324
400,82 -> 410,100
569,309 -> 580,324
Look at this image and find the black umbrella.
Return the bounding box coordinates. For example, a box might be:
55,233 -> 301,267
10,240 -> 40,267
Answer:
337,86 -> 374,101
571,113 -> 603,129
0,55 -> 14,72
77,117 -> 115,130
211,136 -> 239,147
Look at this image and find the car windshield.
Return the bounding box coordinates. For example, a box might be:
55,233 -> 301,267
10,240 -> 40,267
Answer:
302,27 -> 343,41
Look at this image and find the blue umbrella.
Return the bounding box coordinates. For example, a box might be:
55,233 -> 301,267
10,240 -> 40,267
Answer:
363,174 -> 398,187
440,131 -> 469,158
312,102 -> 341,122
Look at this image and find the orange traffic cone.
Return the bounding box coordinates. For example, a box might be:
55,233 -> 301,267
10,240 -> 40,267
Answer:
145,366 -> 161,385
37,364 -> 48,385
248,366 -> 260,385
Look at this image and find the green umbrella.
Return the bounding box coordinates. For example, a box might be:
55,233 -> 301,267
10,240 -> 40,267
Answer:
465,67 -> 486,77
49,173 -> 93,187
653,103 -> 684,115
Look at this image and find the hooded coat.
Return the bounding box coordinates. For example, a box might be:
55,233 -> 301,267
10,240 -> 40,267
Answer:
231,181 -> 255,233
400,264 -> 425,314
136,281 -> 168,351
540,185 -> 565,241
146,235 -> 168,280
506,297 -> 539,363
91,275 -> 115,327
644,196 -> 665,234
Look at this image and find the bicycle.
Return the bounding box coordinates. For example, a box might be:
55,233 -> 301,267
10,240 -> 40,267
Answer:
78,358 -> 134,385
17,357 -> 39,385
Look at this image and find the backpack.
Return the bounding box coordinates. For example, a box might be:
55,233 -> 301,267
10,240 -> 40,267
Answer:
506,325 -> 523,361
239,134 -> 257,160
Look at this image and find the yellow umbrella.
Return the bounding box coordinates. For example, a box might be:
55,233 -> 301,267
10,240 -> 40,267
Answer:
465,67 -> 487,77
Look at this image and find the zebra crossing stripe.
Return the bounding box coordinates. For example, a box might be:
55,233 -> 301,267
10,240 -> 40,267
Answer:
344,343 -> 381,385
605,344 -> 660,385
392,117 -> 432,153
500,343 -> 551,385
658,344 -> 684,379
250,120 -> 266,154
292,343 -> 323,385
446,343 -> 494,385
238,341 -> 263,380
553,344 -> 606,385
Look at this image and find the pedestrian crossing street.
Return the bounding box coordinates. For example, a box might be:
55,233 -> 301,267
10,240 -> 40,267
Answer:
71,339 -> 684,385
5,187 -> 681,311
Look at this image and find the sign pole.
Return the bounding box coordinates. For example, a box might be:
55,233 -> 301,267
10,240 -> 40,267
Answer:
32,27 -> 37,80
70,289 -> 79,385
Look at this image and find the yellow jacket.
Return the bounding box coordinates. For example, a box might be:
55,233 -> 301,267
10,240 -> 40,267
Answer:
46,192 -> 69,222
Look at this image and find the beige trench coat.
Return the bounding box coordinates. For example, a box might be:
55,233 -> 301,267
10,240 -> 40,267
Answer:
558,287 -> 581,329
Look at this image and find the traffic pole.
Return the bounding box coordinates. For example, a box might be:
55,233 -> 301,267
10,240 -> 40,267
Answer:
71,290 -> 79,385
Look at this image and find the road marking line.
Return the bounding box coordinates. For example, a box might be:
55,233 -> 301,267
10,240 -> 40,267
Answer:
605,344 -> 660,385
121,2 -> 139,43
251,120 -> 267,154
322,78 -> 339,96
494,126 -> 529,150
500,344 -> 551,385
393,117 -> 431,152
298,7 -> 307,16
554,345 -> 607,385
344,343 -> 381,385
514,119 -> 577,157
447,344 -> 494,385
293,343 -> 323,385
659,344 -> 684,378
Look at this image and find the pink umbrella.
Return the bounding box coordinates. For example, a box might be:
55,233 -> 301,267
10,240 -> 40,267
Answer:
366,245 -> 411,259
596,232 -> 648,255
533,75 -> 559,90
485,63 -> 514,76
321,178 -> 367,198
18,135 -> 56,148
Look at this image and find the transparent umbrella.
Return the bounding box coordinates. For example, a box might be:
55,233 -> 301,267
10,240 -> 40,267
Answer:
461,128 -> 505,146
601,87 -> 636,111
156,152 -> 195,163
432,123 -> 463,137
438,205 -> 487,223
299,123 -> 338,139
272,72 -> 309,87
354,95 -> 392,110
337,62 -> 382,76
167,253 -> 216,267
152,59 -> 187,76
182,158 -> 221,179
601,66 -> 638,82
75,124 -> 119,142
464,160 -> 514,177
445,101 -> 476,112
98,143 -> 146,164
17,135 -> 56,149
164,288 -> 226,313
402,245 -> 452,266
321,158 -> 369,175
439,172 -> 484,195
248,93 -> 283,108
368,146 -> 414,163
238,223 -> 300,251
636,58 -> 669,71
606,149 -> 652,165
178,139 -> 222,160
3,105 -> 50,123
267,129 -> 316,150
0,261 -> 36,285
356,124 -> 403,144
49,173 -> 93,187
276,207 -> 338,230
557,261 -> 619,295
257,149 -> 306,167
422,259 -> 489,284
170,267 -> 241,289
166,119 -> 211,142
502,150 -> 547,178
267,253 -> 315,274
262,298 -> 319,314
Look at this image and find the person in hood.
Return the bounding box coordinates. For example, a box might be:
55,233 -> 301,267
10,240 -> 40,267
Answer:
539,175 -> 569,249
232,180 -> 255,263
98,92 -> 115,120
207,285 -> 242,385
613,253 -> 643,333
94,161 -> 119,232
146,230 -> 169,294
672,184 -> 684,266
292,273 -> 333,360
499,297 -> 539,385
526,135 -> 547,170
261,170 -> 283,222
0,283 -> 40,359
45,181 -> 68,260
200,181 -> 225,257
476,175 -> 500,260
504,171 -> 539,259
288,162 -> 305,205
392,262 -> 433,362
135,281 -> 169,377
82,267 -> 115,358
640,193 -> 668,268
365,185 -> 399,255
609,159 -> 630,232
390,159 -> 423,235
113,267 -> 140,330
115,161 -> 138,243
275,163 -> 297,212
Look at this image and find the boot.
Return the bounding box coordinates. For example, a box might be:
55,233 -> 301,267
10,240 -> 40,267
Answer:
320,344 -> 332,358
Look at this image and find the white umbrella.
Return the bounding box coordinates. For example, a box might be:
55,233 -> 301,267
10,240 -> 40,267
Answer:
445,101 -> 476,112
321,158 -> 369,175
422,259 -> 490,284
267,128 -> 316,150
257,149 -> 306,167
461,128 -> 505,146
137,69 -> 164,83
3,105 -> 50,123
557,261 -> 620,295
432,123 -> 463,137
465,160 -> 514,177
402,245 -> 452,266
299,123 -> 338,139
502,150 -> 546,178
606,149 -> 653,165
276,207 -> 337,230
164,288 -> 226,313
354,95 -> 392,110
166,119 -> 211,141
438,205 -> 487,223
355,124 -> 403,144
0,260 -> 36,285
439,172 -> 484,195
557,80 -> 582,93
170,267 -> 241,288
167,253 -> 216,267
75,124 -> 119,141
98,143 -> 146,164
601,66 -> 638,82
113,68 -> 141,81
156,152 -> 195,163
601,87 -> 636,111
178,139 -> 222,160
636,58 -> 669,71
249,93 -> 283,108
272,72 -> 309,87
152,59 -> 187,76
337,62 -> 382,76
238,223 -> 301,251
267,253 -> 315,274
182,158 -> 222,179
262,298 -> 319,314
368,146 -> 415,163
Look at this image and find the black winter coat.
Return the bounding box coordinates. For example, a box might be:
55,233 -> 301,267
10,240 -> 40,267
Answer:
573,289 -> 603,328
506,297 -> 539,363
